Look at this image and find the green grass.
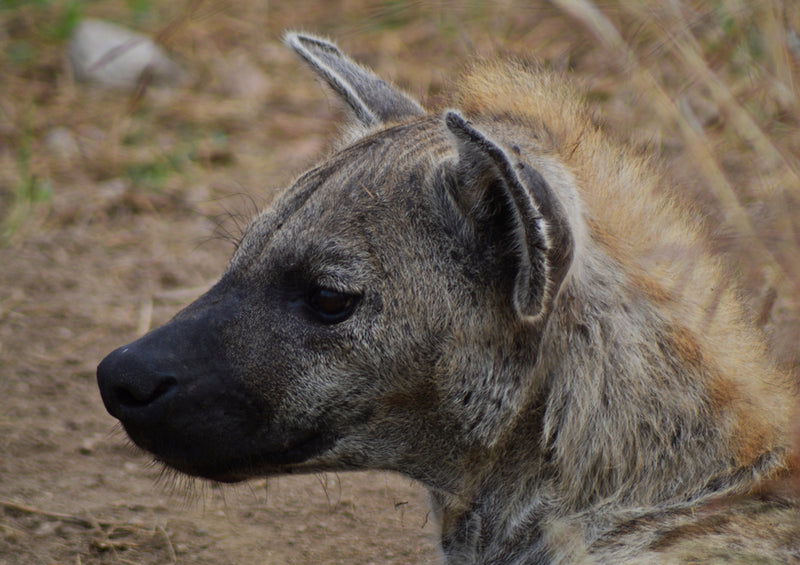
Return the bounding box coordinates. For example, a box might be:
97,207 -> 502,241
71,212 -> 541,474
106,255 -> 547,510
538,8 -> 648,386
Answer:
1,128 -> 53,243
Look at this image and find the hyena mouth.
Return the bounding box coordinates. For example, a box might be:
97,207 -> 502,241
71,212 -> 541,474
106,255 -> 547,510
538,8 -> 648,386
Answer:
126,424 -> 339,483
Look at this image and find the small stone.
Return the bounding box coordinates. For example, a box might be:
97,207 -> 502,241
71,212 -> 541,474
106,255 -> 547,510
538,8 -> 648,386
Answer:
34,521 -> 58,536
96,178 -> 130,200
44,127 -> 80,159
79,433 -> 103,455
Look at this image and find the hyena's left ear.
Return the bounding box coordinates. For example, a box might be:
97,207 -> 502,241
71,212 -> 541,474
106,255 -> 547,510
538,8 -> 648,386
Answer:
285,32 -> 426,127
444,111 -> 573,322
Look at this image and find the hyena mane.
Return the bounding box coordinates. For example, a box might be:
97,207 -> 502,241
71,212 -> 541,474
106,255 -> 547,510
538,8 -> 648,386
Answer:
454,59 -> 795,504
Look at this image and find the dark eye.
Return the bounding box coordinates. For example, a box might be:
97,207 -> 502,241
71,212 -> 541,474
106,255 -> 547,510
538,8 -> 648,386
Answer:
307,287 -> 358,323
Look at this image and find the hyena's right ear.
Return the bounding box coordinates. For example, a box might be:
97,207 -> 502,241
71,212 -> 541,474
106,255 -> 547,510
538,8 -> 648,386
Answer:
444,111 -> 574,322
284,32 -> 426,127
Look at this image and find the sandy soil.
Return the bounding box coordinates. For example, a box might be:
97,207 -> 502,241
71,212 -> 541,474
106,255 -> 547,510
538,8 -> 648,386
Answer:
1,2 -> 799,564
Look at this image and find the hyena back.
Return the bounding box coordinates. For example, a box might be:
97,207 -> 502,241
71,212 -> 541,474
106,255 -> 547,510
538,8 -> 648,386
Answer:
97,34 -> 799,563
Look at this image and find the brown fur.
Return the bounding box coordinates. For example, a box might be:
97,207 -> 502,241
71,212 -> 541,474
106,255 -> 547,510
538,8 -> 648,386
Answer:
456,58 -> 794,475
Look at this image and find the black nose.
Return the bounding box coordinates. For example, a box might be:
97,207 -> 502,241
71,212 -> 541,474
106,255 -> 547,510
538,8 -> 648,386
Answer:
97,284 -> 241,428
97,342 -> 179,423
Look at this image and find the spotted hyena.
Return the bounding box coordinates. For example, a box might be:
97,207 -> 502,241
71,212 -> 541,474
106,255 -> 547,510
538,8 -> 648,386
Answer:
97,34 -> 799,563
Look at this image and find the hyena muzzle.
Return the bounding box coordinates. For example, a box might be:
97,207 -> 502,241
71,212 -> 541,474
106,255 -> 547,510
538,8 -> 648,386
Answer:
97,33 -> 800,563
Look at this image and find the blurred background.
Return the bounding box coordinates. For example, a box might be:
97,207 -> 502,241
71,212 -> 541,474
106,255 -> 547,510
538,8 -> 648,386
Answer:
1,1 -> 798,563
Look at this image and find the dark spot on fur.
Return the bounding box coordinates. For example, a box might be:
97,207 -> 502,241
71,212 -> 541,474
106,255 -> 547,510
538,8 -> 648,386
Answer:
648,514 -> 732,551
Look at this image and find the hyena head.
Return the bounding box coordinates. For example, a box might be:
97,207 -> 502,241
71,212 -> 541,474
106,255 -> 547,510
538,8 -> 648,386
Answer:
96,34 -> 575,488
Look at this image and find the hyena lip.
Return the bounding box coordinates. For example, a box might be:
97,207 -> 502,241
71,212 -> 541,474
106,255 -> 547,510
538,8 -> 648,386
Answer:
126,424 -> 339,483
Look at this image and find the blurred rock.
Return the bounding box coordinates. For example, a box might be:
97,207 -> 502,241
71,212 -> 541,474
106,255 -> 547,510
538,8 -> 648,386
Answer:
44,127 -> 80,160
33,522 -> 59,536
79,435 -> 100,455
68,19 -> 184,90
96,178 -> 130,200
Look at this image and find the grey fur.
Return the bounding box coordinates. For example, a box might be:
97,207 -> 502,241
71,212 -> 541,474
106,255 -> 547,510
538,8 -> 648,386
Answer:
285,32 -> 424,127
97,34 -> 799,563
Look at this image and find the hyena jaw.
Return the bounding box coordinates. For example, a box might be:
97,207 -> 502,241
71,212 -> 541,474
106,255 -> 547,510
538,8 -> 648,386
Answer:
96,33 -> 799,563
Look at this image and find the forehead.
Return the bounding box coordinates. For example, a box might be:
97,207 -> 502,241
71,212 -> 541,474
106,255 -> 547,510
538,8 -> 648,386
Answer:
304,118 -> 451,213
231,119 -> 452,271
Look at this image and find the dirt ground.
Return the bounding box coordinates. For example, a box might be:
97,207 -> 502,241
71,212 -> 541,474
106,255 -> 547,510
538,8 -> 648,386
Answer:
1,2 -> 799,564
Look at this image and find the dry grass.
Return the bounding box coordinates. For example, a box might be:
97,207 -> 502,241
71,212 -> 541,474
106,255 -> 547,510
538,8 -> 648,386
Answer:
2,3 -> 798,278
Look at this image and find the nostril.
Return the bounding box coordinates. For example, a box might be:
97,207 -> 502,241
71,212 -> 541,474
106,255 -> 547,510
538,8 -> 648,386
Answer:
114,376 -> 177,408
98,340 -> 189,422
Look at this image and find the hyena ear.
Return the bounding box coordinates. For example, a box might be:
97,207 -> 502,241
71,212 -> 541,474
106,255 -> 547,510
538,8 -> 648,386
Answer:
284,32 -> 426,127
444,111 -> 573,321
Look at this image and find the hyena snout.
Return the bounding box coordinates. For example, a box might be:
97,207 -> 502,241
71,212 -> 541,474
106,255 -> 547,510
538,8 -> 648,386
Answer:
97,329 -> 187,425
96,290 -> 265,480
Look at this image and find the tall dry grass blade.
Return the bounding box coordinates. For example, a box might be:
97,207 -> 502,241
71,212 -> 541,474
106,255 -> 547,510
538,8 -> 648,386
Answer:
624,0 -> 800,292
653,1 -> 800,185
762,0 -> 796,99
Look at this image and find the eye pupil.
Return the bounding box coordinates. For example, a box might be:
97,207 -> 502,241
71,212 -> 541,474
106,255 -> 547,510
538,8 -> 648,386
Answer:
308,287 -> 357,322
315,289 -> 351,314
